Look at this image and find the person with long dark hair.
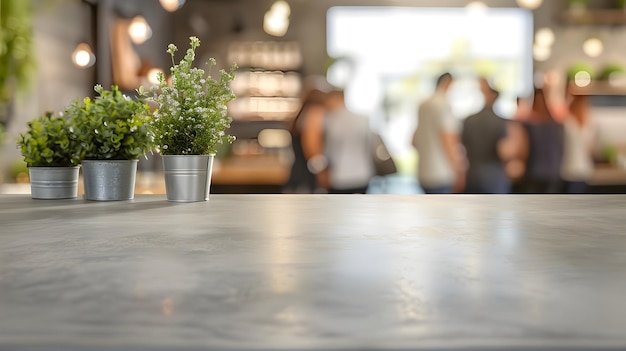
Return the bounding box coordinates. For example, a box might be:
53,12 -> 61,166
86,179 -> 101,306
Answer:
520,88 -> 565,193
283,89 -> 328,193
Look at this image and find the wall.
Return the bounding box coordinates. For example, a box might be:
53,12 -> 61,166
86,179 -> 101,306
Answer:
96,0 -> 174,89
1,0 -> 94,180
1,0 -> 173,181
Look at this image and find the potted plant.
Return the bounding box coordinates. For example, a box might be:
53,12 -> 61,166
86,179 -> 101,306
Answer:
16,111 -> 80,199
149,36 -> 237,202
69,84 -> 152,201
567,0 -> 588,13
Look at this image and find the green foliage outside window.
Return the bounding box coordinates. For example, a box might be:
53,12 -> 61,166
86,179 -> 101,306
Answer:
0,0 -> 36,122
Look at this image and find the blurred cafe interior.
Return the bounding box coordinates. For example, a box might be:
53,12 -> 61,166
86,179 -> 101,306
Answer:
2,0 -> 626,195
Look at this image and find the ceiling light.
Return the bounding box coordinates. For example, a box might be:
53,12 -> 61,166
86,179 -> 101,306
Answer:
466,1 -> 488,17
159,0 -> 185,12
583,37 -> 603,58
72,43 -> 96,68
574,71 -> 592,87
535,28 -> 555,47
128,16 -> 152,44
271,1 -> 291,17
147,68 -> 164,85
516,0 -> 543,10
264,2 -> 290,37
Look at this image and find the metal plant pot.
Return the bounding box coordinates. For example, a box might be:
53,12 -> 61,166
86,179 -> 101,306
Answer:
29,166 -> 80,199
162,155 -> 214,202
82,160 -> 138,201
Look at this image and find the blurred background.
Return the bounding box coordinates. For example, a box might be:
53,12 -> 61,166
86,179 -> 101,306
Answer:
2,0 -> 626,194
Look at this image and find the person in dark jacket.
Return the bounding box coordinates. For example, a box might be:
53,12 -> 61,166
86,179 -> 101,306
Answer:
519,88 -> 564,193
462,78 -> 510,194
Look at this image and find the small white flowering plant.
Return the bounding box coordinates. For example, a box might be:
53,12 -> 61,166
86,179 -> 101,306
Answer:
150,36 -> 237,155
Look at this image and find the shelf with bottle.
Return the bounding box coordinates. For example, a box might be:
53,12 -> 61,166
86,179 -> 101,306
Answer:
227,41 -> 302,72
223,40 -> 302,189
229,96 -> 301,121
569,80 -> 626,95
230,70 -> 302,98
227,40 -> 303,122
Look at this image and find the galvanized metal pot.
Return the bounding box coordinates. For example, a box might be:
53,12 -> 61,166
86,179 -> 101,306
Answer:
29,166 -> 80,199
82,160 -> 138,201
162,155 -> 214,202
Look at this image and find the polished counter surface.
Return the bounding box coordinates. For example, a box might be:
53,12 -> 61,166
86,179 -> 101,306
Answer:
1,195 -> 625,350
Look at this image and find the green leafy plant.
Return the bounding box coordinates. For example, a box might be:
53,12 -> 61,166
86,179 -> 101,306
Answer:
598,64 -> 626,81
567,0 -> 588,9
0,0 -> 36,111
149,36 -> 237,155
69,84 -> 152,160
567,63 -> 595,81
16,111 -> 78,167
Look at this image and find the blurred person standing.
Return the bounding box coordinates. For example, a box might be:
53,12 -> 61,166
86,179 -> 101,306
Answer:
412,72 -> 464,194
560,93 -> 595,194
283,89 -> 328,193
461,78 -> 510,194
304,89 -> 374,194
506,88 -> 564,193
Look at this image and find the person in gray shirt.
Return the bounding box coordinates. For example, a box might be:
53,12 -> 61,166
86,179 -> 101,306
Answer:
461,78 -> 510,194
302,89 -> 374,194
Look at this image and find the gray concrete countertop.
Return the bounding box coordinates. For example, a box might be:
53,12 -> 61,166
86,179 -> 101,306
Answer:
1,194 -> 626,350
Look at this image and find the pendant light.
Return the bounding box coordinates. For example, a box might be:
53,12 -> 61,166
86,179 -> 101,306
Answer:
516,0 -> 543,10
128,15 -> 152,44
72,42 -> 96,68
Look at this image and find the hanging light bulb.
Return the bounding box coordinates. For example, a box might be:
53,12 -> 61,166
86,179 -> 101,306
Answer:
270,0 -> 290,17
147,68 -> 164,85
583,37 -> 603,58
535,28 -> 555,47
72,43 -> 96,68
159,0 -> 185,12
264,1 -> 290,37
466,2 -> 488,12
574,71 -> 592,87
465,1 -> 488,19
128,15 -> 152,44
516,0 -> 543,10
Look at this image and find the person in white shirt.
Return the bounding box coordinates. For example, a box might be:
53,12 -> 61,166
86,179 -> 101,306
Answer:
561,94 -> 595,193
412,72 -> 464,194
303,90 -> 375,194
